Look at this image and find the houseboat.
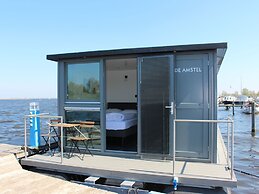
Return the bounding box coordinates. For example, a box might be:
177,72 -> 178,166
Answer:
21,43 -> 237,193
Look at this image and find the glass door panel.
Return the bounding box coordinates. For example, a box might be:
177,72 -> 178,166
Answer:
140,56 -> 172,155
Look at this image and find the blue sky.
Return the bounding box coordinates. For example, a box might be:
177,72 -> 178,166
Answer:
0,0 -> 259,98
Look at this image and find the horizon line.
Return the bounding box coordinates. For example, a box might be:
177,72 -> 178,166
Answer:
0,98 -> 57,100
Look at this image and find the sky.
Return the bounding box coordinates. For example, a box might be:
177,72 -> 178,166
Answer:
0,0 -> 259,98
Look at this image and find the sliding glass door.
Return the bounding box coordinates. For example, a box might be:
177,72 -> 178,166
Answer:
139,56 -> 174,155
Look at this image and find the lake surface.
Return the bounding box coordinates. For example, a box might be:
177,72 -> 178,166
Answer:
218,107 -> 259,193
0,99 -> 57,145
0,99 -> 258,193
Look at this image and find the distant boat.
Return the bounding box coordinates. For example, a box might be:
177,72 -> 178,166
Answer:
223,96 -> 236,105
242,102 -> 259,114
234,95 -> 250,106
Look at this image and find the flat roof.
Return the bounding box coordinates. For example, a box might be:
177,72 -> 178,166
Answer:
47,42 -> 227,68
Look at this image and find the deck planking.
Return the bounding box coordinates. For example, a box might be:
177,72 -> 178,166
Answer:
21,132 -> 237,188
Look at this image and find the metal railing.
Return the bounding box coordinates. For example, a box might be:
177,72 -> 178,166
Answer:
24,114 -> 63,162
173,119 -> 234,180
24,114 -> 234,180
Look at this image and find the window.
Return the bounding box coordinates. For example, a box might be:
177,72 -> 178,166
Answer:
67,62 -> 100,101
65,109 -> 100,124
65,109 -> 101,150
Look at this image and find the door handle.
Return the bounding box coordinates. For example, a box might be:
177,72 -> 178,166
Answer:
165,102 -> 174,115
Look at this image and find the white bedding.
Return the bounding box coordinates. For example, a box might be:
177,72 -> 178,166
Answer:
106,118 -> 137,130
106,112 -> 136,121
106,109 -> 137,121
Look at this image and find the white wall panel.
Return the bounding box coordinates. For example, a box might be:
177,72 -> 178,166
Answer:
107,69 -> 137,102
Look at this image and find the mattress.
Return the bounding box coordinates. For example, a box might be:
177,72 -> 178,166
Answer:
106,118 -> 137,130
106,110 -> 137,121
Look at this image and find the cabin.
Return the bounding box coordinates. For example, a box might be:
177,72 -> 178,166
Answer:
21,43 -> 237,192
48,42 -> 226,161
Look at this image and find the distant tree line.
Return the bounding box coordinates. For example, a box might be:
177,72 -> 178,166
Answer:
68,78 -> 100,100
220,88 -> 259,98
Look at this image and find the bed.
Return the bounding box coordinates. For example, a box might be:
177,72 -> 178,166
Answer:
106,103 -> 137,138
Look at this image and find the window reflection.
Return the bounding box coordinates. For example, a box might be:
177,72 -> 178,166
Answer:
67,62 -> 100,101
65,110 -> 101,150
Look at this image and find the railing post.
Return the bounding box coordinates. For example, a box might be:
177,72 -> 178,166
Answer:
173,119 -> 176,176
231,120 -> 234,180
61,116 -> 63,164
232,102 -> 235,116
227,118 -> 230,168
251,102 -> 256,136
24,116 -> 27,159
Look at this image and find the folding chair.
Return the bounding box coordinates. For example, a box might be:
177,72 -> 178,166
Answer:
80,121 -> 101,148
68,124 -> 93,159
68,136 -> 93,159
41,119 -> 61,155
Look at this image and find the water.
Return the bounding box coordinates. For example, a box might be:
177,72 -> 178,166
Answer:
0,99 -> 258,193
0,99 -> 57,145
218,107 -> 259,193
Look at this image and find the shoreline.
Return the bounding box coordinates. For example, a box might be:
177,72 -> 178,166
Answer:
0,98 -> 57,100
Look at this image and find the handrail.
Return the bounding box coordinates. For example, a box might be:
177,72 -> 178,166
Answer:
173,118 -> 234,180
24,114 -> 63,162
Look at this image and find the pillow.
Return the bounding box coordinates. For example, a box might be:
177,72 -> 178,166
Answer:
106,108 -> 121,113
122,109 -> 137,114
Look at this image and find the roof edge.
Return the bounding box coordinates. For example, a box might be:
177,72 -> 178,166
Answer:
47,42 -> 227,61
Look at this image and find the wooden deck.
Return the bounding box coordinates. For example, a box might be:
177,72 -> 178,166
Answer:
21,132 -> 237,189
0,144 -> 113,194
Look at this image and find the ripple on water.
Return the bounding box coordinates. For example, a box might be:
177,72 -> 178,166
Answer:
12,124 -> 23,129
0,120 -> 16,123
